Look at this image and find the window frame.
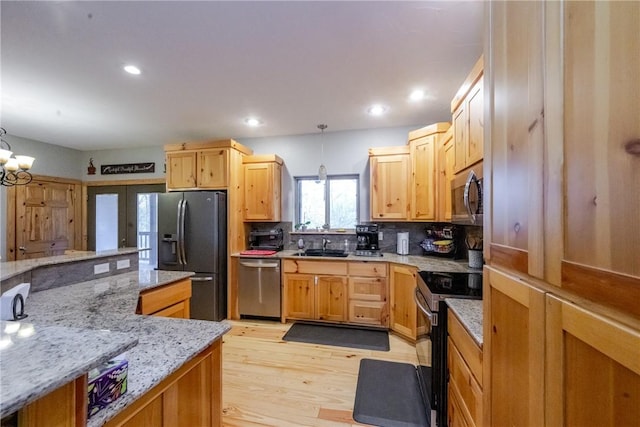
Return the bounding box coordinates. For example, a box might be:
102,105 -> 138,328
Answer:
294,174 -> 360,231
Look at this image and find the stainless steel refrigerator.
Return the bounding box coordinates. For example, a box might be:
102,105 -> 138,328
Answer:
157,191 -> 227,321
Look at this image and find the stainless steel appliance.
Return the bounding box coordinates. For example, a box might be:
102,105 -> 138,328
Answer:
415,270 -> 482,427
451,164 -> 483,225
238,258 -> 281,318
248,228 -> 284,251
355,224 -> 381,257
157,191 -> 227,321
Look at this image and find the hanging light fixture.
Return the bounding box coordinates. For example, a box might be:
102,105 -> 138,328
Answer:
317,124 -> 328,181
0,128 -> 35,186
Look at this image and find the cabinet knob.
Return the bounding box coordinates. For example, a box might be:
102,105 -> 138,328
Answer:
514,222 -> 521,233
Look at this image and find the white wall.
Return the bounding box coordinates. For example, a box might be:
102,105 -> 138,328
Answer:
237,125 -> 418,222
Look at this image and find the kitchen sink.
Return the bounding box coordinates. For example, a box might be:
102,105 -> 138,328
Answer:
292,249 -> 349,257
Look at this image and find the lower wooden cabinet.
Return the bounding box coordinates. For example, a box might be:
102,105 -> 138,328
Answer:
283,259 -> 388,326
448,311 -> 483,427
105,339 -> 222,427
16,376 -> 87,427
389,264 -> 418,340
283,260 -> 348,322
137,279 -> 192,318
545,294 -> 640,426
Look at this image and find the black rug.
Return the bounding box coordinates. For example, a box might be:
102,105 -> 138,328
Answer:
282,322 -> 390,351
353,359 -> 430,427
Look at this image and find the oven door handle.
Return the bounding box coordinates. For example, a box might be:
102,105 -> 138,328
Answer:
414,287 -> 438,327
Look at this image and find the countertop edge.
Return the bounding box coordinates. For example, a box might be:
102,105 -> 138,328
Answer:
446,298 -> 483,347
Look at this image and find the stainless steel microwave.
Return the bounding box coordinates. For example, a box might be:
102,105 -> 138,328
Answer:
451,164 -> 483,225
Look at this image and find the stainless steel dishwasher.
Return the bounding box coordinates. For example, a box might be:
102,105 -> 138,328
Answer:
237,258 -> 281,318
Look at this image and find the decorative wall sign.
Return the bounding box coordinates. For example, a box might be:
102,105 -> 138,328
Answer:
101,162 -> 155,175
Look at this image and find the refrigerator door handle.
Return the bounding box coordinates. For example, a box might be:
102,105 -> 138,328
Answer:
176,199 -> 184,265
179,199 -> 188,265
191,276 -> 214,281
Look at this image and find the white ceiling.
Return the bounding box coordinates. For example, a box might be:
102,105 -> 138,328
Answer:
1,1 -> 483,151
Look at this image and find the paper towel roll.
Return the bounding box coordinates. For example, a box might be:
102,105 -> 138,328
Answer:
0,283 -> 31,321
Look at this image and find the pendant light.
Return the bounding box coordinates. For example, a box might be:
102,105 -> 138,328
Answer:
317,124 -> 328,181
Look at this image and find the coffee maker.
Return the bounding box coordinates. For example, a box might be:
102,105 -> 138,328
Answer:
355,224 -> 381,257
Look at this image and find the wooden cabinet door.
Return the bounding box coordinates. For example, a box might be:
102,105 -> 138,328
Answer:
484,266 -> 545,427
316,275 -> 347,322
370,153 -> 410,220
466,79 -> 484,167
243,162 -> 280,221
198,149 -> 228,189
561,1 -> 640,315
348,300 -> 387,326
436,129 -> 454,222
452,105 -> 467,175
488,0 -> 545,278
410,134 -> 436,220
284,274 -> 315,320
546,294 -> 640,427
389,264 -> 417,340
348,277 -> 386,301
14,180 -> 79,260
166,151 -> 197,190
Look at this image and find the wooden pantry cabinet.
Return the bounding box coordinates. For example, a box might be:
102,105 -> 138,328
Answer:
451,56 -> 483,175
242,155 -> 283,222
369,146 -> 410,220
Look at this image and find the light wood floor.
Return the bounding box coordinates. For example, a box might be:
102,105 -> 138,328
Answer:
221,320 -> 419,427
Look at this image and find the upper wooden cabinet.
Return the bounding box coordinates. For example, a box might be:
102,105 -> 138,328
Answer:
243,155 -> 283,222
369,146 -> 410,220
437,127 -> 455,222
408,122 -> 450,221
452,56 -> 484,175
164,139 -> 252,191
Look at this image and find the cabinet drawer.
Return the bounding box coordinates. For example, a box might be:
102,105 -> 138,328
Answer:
138,279 -> 192,315
448,377 -> 474,427
348,277 -> 387,301
348,261 -> 387,277
348,301 -> 388,326
283,259 -> 348,275
448,338 -> 483,427
448,310 -> 482,386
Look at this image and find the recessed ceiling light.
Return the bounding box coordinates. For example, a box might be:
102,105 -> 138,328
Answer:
244,117 -> 262,127
409,89 -> 426,101
123,65 -> 141,75
367,104 -> 387,116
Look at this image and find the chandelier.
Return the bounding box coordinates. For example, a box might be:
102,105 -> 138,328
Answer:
0,128 -> 35,186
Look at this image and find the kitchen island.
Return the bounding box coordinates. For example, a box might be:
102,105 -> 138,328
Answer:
0,254 -> 231,427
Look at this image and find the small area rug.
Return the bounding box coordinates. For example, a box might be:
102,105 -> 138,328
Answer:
282,322 -> 390,351
353,359 -> 430,427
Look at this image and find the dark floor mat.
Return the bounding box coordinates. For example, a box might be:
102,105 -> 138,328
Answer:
282,322 -> 390,351
353,359 -> 430,427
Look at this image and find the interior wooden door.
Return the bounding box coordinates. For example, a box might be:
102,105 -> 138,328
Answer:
13,179 -> 81,260
545,293 -> 640,426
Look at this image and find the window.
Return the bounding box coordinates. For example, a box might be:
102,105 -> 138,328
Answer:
296,175 -> 359,230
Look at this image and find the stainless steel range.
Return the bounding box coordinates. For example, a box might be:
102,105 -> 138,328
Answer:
414,270 -> 482,427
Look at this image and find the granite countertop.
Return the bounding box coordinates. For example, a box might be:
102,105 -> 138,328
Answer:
446,298 -> 483,347
233,250 -> 481,273
0,248 -> 140,281
0,269 -> 231,425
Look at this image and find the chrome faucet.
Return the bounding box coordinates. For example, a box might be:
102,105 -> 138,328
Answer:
322,238 -> 331,251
